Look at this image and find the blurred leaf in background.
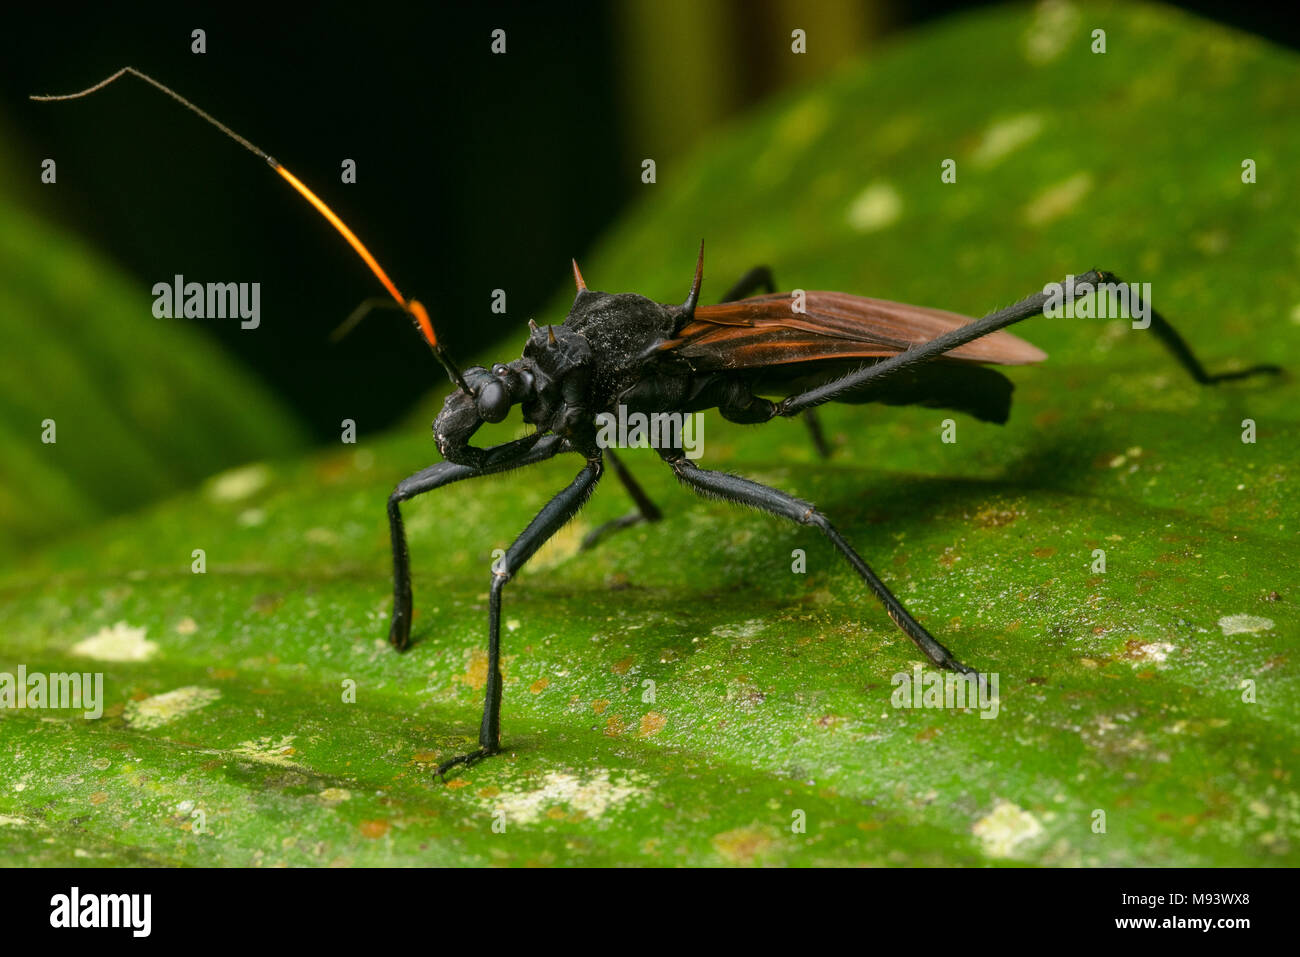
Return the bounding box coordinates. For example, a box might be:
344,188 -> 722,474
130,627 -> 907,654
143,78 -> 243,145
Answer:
0,123 -> 306,564
614,0 -> 883,165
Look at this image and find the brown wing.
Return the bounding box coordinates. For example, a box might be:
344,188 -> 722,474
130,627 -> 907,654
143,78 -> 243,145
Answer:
655,291 -> 1046,372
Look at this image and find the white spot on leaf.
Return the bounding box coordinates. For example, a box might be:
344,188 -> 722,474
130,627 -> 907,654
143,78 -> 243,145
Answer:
973,800 -> 1045,858
206,463 -> 270,503
846,181 -> 902,233
72,622 -> 158,662
1131,641 -> 1175,665
711,619 -> 768,639
488,770 -> 648,825
1023,0 -> 1081,65
232,735 -> 300,767
1218,614 -> 1275,636
1023,172 -> 1093,225
124,686 -> 220,729
973,113 -> 1045,167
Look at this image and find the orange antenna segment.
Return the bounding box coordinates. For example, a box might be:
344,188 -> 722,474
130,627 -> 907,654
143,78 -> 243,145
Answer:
271,163 -> 407,312
406,300 -> 438,348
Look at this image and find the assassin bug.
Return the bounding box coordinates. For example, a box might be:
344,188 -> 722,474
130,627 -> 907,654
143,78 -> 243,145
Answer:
36,69 -> 1282,777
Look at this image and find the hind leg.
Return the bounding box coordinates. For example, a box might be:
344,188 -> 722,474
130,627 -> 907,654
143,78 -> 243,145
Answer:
659,447 -> 974,675
775,270 -> 1283,417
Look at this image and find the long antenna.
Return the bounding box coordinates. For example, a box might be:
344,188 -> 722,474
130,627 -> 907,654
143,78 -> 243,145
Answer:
32,66 -> 470,393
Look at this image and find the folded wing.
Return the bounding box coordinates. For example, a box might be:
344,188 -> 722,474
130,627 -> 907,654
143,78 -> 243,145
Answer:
655,291 -> 1047,371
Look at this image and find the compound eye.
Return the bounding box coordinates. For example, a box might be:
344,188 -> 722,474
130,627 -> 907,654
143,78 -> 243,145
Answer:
476,380 -> 510,423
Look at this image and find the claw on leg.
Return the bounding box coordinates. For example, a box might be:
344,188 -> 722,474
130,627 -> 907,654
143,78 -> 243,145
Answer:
436,747 -> 496,779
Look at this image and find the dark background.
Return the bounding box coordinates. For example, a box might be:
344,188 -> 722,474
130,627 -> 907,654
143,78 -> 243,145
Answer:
4,0 -> 1298,441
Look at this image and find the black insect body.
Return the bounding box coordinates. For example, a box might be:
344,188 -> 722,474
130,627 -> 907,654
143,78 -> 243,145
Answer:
393,248 -> 1277,775
34,69 -> 1282,779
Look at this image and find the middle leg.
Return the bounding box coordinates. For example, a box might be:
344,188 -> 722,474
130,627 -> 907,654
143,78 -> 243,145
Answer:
580,447 -> 662,550
720,265 -> 831,457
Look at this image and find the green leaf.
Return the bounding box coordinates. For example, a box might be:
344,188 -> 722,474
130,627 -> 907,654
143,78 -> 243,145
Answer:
0,151 -> 306,564
1,2 -> 1297,866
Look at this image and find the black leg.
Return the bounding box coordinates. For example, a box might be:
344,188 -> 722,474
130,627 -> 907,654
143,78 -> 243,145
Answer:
718,265 -> 833,457
580,448 -> 662,550
329,296 -> 402,343
720,265 -> 775,302
776,269 -> 1283,416
388,433 -> 568,650
659,448 -> 974,675
802,408 -> 833,459
438,455 -> 605,777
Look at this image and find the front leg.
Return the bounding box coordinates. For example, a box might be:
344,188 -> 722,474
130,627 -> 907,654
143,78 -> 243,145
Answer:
388,433 -> 568,650
438,454 -> 605,777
